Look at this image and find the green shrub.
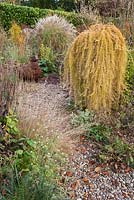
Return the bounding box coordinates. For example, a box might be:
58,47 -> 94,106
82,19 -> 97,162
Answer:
0,168 -> 66,200
0,3 -> 84,30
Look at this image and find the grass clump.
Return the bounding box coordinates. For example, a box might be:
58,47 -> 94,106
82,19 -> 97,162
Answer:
34,15 -> 77,66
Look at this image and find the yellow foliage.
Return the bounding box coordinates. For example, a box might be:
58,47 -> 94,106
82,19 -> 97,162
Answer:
39,43 -> 45,59
64,24 -> 128,111
9,22 -> 25,47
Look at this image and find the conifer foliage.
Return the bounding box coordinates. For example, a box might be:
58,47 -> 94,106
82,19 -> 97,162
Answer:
64,24 -> 128,111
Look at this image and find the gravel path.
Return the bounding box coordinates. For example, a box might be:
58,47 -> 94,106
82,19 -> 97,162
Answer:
17,82 -> 73,134
64,141 -> 134,200
16,82 -> 134,200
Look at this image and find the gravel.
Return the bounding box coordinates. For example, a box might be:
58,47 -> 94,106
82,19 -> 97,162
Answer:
64,142 -> 134,200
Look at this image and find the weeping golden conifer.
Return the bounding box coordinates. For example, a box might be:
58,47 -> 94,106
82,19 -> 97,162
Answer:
64,24 -> 127,111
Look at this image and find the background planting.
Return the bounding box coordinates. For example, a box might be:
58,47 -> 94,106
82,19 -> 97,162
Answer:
0,3 -> 84,30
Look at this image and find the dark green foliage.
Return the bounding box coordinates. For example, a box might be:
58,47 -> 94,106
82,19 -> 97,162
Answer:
21,0 -> 76,11
39,59 -> 56,75
57,0 -> 76,11
86,124 -> 111,144
0,3 -> 84,30
29,0 -> 57,9
0,3 -> 40,30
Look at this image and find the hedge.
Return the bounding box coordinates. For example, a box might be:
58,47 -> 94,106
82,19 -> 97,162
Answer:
0,3 -> 85,30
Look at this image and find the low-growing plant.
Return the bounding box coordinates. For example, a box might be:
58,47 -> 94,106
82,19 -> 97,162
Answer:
100,136 -> 134,167
39,59 -> 57,75
86,124 -> 111,144
71,110 -> 134,167
66,98 -> 76,111
5,111 -> 19,135
71,109 -> 94,127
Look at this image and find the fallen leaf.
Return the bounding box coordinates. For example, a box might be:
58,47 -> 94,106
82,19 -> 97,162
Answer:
66,171 -> 73,177
71,180 -> 79,190
121,163 -> 126,169
84,192 -> 89,198
125,167 -> 130,173
122,191 -> 129,198
102,171 -> 110,176
90,173 -> 99,178
95,166 -> 101,173
80,135 -> 86,142
81,146 -> 87,154
89,160 -> 96,165
59,176 -> 65,184
82,177 -> 89,184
